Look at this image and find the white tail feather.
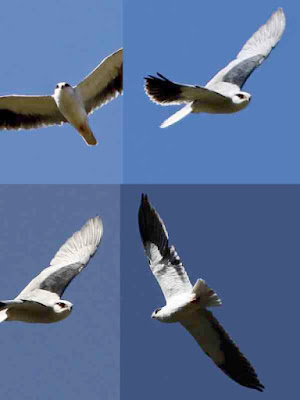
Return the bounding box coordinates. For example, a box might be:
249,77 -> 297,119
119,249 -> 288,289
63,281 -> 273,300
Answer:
160,103 -> 193,128
0,309 -> 8,323
192,279 -> 222,308
77,122 -> 98,146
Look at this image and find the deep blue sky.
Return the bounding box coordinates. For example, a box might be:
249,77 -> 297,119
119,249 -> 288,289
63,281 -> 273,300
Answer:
124,0 -> 298,183
0,1 -> 121,183
0,185 -> 119,399
122,185 -> 299,399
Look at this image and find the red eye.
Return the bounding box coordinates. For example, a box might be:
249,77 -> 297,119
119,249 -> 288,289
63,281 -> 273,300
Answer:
57,302 -> 66,309
237,94 -> 245,99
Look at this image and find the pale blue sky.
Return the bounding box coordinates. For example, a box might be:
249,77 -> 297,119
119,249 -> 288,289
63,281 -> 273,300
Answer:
0,185 -> 119,399
124,0 -> 298,183
0,1 -> 121,183
122,185 -> 299,399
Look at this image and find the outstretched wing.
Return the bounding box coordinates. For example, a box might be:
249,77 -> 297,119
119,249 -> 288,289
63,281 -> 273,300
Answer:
0,95 -> 66,130
180,309 -> 264,392
207,8 -> 285,90
145,73 -> 227,105
138,194 -> 192,302
76,48 -> 123,115
17,216 -> 103,299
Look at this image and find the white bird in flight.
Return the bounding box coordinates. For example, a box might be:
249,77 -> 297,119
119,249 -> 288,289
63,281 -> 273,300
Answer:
138,194 -> 264,391
145,8 -> 285,128
0,216 -> 103,323
0,48 -> 123,145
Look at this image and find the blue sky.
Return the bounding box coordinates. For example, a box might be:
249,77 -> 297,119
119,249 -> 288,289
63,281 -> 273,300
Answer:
124,0 -> 299,183
0,185 -> 120,399
1,1 -> 300,399
121,185 -> 299,399
0,1 -> 121,183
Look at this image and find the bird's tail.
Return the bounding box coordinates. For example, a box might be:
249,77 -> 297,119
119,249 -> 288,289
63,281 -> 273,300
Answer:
78,122 -> 98,146
0,303 -> 8,323
160,103 -> 193,128
192,279 -> 222,308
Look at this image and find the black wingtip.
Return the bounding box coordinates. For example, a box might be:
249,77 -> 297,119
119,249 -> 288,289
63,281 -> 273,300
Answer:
255,384 -> 265,392
138,193 -> 151,246
140,193 -> 149,214
143,73 -> 181,104
156,72 -> 169,81
218,355 -> 265,392
138,194 -> 169,257
144,75 -> 156,80
144,73 -> 169,82
141,193 -> 147,203
204,310 -> 265,392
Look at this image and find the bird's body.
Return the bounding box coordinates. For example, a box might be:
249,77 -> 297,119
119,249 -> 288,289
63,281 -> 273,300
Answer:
138,194 -> 264,392
53,83 -> 96,145
145,8 -> 285,128
0,216 -> 103,324
0,297 -> 72,323
0,48 -> 123,145
152,292 -> 197,322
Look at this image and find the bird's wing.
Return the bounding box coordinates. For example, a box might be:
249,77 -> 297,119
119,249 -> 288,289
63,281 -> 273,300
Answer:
139,194 -> 192,302
180,309 -> 264,392
0,95 -> 66,130
145,73 -> 228,105
206,8 -> 285,90
16,217 -> 103,299
76,48 -> 123,115
9,291 -> 59,307
0,299 -> 24,308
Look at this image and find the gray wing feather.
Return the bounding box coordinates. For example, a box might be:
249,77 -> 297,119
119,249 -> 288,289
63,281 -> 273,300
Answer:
0,95 -> 66,130
76,48 -> 123,115
16,217 -> 103,299
139,194 -> 192,302
222,55 -> 264,88
181,309 -> 264,391
39,262 -> 84,297
207,8 -> 285,89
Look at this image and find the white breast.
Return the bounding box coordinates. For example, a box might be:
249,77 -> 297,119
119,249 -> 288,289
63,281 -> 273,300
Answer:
53,86 -> 87,126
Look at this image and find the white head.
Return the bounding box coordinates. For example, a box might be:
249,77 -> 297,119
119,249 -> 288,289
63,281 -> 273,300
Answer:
232,91 -> 251,109
151,307 -> 164,321
54,82 -> 73,92
53,300 -> 73,320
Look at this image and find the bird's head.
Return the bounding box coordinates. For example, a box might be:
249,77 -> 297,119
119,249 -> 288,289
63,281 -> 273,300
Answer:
55,82 -> 73,91
232,91 -> 251,108
151,308 -> 162,320
53,300 -> 73,319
